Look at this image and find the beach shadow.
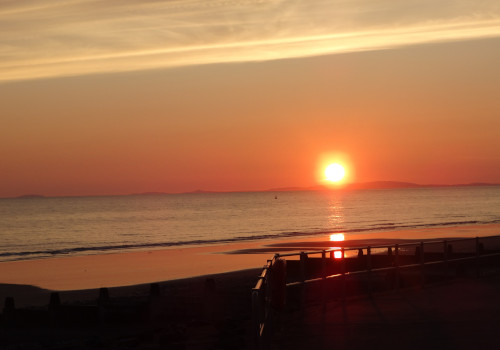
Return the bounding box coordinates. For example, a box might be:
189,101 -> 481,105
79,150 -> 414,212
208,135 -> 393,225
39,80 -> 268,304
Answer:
0,283 -> 52,308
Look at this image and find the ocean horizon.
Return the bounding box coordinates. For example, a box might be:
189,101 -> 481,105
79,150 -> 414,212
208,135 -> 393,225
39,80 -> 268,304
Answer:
7,181 -> 499,199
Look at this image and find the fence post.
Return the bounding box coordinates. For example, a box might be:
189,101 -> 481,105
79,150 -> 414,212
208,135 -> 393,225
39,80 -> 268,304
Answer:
252,289 -> 261,349
3,297 -> 15,326
322,250 -> 327,306
443,240 -> 448,280
447,243 -> 454,278
270,258 -> 287,311
367,246 -> 372,294
267,258 -> 276,316
420,241 -> 425,286
475,237 -> 481,278
299,252 -> 307,283
49,292 -> 61,326
394,244 -> 400,289
99,287 -> 109,303
299,252 -> 307,311
341,248 -> 346,305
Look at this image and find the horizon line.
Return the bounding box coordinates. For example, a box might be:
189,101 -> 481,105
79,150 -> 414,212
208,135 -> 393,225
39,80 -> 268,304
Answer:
4,181 -> 499,200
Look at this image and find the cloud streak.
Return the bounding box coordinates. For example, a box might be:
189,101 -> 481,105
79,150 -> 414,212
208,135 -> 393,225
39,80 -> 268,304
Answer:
2,0 -> 500,81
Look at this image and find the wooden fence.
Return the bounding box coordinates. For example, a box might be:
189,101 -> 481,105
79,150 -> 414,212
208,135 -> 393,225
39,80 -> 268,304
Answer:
251,235 -> 500,349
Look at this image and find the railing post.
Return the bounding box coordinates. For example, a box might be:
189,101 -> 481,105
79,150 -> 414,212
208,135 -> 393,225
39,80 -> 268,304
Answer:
267,257 -> 277,318
3,297 -> 15,327
322,250 -> 327,306
447,243 -> 454,278
341,248 -> 346,305
420,241 -> 425,286
475,237 -> 481,278
252,289 -> 261,349
299,252 -> 307,311
443,240 -> 448,280
420,241 -> 425,265
270,258 -> 287,312
367,246 -> 372,294
394,244 -> 400,289
49,292 -> 61,326
322,250 -> 327,279
299,252 -> 307,283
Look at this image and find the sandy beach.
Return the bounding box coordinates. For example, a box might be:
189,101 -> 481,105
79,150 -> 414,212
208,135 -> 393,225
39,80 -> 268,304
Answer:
1,223 -> 499,305
1,223 -> 500,349
0,225 -> 500,307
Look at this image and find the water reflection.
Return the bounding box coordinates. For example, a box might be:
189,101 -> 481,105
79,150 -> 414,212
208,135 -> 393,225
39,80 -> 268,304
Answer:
328,196 -> 345,230
328,196 -> 345,258
329,232 -> 345,259
329,233 -> 345,242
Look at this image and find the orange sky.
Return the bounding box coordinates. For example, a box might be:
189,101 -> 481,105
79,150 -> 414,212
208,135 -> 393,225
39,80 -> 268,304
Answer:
1,1 -> 500,197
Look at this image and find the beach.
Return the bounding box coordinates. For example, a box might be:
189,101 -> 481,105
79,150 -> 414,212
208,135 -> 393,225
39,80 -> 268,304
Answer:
1,223 -> 499,305
1,224 -> 498,291
1,223 -> 500,349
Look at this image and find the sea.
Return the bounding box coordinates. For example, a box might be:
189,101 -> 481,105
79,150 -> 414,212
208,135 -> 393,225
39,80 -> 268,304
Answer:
0,186 -> 499,262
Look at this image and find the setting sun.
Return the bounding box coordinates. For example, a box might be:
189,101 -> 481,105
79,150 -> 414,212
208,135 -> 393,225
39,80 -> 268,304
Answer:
325,163 -> 346,182
316,152 -> 353,186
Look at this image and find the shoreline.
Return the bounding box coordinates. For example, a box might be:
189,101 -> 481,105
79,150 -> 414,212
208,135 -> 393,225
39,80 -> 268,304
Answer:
1,223 -> 499,306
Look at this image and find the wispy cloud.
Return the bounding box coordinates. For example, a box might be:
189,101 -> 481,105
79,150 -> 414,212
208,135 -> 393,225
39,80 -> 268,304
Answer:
1,0 -> 500,81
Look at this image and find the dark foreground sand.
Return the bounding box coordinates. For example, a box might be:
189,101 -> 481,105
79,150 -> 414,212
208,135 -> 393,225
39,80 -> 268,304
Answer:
1,268 -> 261,349
272,275 -> 500,350
2,269 -> 500,349
1,224 -> 500,349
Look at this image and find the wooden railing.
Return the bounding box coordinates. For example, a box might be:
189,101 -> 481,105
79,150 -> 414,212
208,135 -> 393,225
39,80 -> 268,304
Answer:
251,258 -> 275,349
251,235 -> 500,349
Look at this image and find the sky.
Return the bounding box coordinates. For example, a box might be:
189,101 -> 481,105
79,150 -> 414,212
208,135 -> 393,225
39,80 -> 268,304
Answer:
1,0 -> 500,197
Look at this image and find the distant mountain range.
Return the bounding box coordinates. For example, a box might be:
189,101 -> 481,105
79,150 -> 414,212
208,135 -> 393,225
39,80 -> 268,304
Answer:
11,181 -> 499,199
266,181 -> 499,192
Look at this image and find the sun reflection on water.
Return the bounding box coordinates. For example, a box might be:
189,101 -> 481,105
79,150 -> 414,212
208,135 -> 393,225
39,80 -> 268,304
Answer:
329,232 -> 345,259
333,250 -> 343,259
330,233 -> 345,242
328,196 -> 345,230
327,195 -> 346,259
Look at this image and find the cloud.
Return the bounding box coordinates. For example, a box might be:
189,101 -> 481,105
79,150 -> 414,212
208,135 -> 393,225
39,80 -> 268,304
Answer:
1,0 -> 500,81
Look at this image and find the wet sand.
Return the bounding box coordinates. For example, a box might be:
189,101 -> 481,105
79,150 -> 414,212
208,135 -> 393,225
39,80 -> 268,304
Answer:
0,223 -> 499,297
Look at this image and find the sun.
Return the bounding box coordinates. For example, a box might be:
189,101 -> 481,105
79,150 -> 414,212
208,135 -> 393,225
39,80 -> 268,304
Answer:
325,163 -> 346,183
316,152 -> 352,186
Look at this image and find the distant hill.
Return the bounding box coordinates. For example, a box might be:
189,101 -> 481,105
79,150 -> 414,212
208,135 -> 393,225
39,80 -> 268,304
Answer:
345,181 -> 422,190
455,182 -> 498,187
133,189 -> 220,195
7,182 -> 498,199
267,181 -> 499,192
131,192 -> 169,196
185,189 -> 219,194
266,182 -> 420,192
266,186 -> 322,192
